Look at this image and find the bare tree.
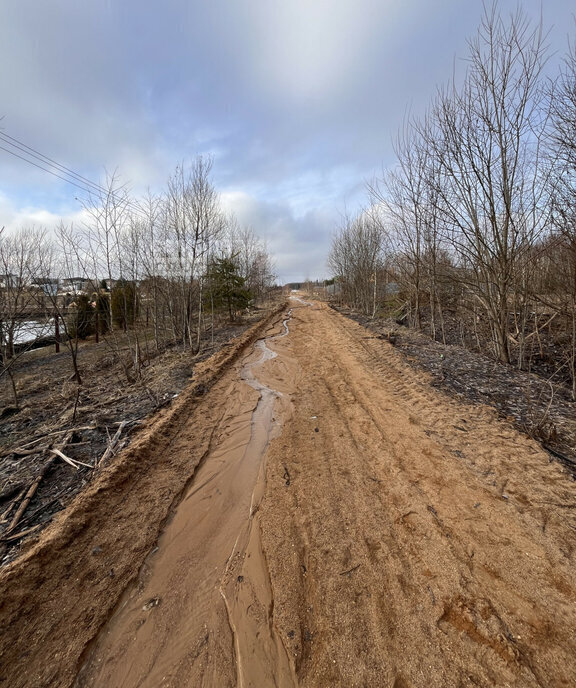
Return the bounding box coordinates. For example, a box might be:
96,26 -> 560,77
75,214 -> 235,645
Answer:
547,38 -> 576,397
421,5 -> 550,362
133,191 -> 166,351
227,223 -> 277,303
0,227 -> 51,406
0,227 -> 49,360
164,156 -> 223,351
42,224 -> 85,384
371,119 -> 448,334
81,170 -> 132,299
328,212 -> 387,315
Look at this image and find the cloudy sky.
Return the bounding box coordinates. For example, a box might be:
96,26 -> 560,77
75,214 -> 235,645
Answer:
0,1 -> 573,283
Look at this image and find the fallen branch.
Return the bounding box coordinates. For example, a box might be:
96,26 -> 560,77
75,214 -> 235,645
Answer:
4,458 -> 56,536
0,524 -> 42,543
49,448 -> 93,470
0,487 -> 27,525
98,421 -> 127,467
3,446 -> 48,458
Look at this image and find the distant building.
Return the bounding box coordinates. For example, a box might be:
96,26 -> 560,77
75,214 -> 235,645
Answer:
0,273 -> 22,289
60,277 -> 90,294
30,278 -> 59,297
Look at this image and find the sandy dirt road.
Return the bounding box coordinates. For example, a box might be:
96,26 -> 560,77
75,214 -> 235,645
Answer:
1,298 -> 576,687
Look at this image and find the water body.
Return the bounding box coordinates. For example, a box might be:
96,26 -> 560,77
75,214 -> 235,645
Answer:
9,320 -> 55,345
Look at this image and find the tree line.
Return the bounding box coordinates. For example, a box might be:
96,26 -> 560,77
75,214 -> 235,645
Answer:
329,6 -> 576,399
0,156 -> 276,393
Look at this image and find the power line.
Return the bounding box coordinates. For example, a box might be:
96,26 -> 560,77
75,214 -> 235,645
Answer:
0,144 -> 104,197
0,131 -> 108,196
0,132 -> 150,221
0,130 -> 142,209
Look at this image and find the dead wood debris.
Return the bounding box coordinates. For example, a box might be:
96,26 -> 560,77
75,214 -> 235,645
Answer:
1,432 -> 73,539
49,448 -> 93,470
98,421 -> 127,467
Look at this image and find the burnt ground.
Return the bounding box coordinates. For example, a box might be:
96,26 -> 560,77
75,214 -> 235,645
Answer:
0,307 -> 276,565
333,305 -> 576,476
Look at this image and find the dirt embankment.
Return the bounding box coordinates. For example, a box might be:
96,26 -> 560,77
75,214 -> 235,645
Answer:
0,313 -> 275,566
1,298 -> 575,688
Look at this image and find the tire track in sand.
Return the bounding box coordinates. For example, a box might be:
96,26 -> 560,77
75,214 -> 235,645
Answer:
260,299 -> 576,688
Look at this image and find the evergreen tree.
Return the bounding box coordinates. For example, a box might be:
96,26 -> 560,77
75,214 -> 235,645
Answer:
68,294 -> 95,339
205,258 -> 251,320
111,280 -> 139,330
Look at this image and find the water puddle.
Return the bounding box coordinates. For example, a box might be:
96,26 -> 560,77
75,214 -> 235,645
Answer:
75,311 -> 296,687
221,310 -> 296,688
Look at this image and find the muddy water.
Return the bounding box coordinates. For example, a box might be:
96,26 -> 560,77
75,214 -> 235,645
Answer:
75,314 -> 296,687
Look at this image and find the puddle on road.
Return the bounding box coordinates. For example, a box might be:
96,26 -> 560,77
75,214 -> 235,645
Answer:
75,311 -> 296,688
221,310 -> 296,688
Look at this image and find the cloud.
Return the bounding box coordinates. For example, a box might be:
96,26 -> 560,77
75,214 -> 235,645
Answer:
0,0 -> 574,282
221,190 -> 338,282
0,191 -> 90,236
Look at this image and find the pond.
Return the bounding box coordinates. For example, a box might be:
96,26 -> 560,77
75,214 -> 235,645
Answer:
10,320 -> 55,345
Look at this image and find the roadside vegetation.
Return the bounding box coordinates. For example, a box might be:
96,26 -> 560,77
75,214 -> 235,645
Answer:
0,156 -> 279,562
1,155 -> 277,404
329,6 -> 576,403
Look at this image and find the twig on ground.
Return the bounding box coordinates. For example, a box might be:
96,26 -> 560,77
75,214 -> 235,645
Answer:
49,448 -> 93,470
113,419 -> 141,428
18,490 -> 68,528
3,426 -> 94,453
543,444 -> 576,468
98,421 -> 128,466
340,564 -> 361,576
